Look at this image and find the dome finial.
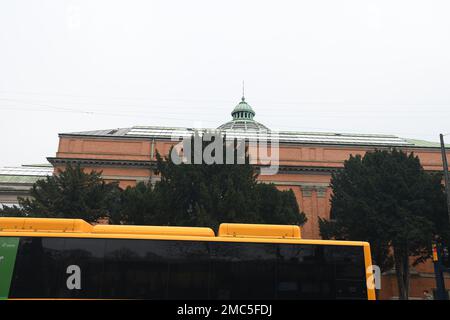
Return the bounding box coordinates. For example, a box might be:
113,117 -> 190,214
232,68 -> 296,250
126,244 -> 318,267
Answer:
242,80 -> 245,101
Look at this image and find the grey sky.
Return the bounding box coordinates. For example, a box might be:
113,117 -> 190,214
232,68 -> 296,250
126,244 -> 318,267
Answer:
1,0 -> 449,167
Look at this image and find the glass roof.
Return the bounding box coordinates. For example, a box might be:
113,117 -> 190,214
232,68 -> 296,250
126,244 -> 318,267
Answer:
0,166 -> 53,177
125,127 -> 413,146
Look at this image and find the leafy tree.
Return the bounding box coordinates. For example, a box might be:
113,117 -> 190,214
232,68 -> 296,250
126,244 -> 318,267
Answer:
319,149 -> 449,300
3,164 -> 122,223
255,183 -> 304,225
110,181 -> 157,225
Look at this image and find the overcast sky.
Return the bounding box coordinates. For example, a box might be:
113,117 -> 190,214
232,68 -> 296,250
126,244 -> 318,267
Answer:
0,0 -> 449,167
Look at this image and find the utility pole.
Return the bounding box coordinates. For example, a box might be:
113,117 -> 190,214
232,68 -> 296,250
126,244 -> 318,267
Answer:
440,134 -> 450,223
434,134 -> 450,299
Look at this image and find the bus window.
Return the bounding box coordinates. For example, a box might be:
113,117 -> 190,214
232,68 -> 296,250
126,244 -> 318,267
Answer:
329,246 -> 366,279
327,246 -> 367,299
166,240 -> 210,300
103,239 -> 169,299
210,242 -> 277,300
9,237 -> 65,298
277,244 -> 335,299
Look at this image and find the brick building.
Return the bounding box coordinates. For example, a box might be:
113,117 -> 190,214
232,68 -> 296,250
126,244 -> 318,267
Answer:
0,165 -> 53,207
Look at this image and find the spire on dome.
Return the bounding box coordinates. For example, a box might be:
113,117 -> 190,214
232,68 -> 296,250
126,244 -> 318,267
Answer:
217,89 -> 269,131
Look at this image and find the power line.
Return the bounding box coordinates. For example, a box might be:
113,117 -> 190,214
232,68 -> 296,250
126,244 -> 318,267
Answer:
1,91 -> 450,107
0,105 -> 443,140
1,97 -> 449,118
0,97 -> 447,139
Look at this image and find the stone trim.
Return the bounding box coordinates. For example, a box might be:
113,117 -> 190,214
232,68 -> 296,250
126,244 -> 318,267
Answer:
260,181 -> 329,187
47,157 -> 156,169
101,175 -> 151,182
301,185 -> 315,197
48,158 -> 445,176
274,165 -> 341,175
251,181 -> 331,198
316,186 -> 328,198
49,158 -> 343,174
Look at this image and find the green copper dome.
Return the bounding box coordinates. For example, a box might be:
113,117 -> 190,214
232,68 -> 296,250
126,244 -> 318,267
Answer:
218,96 -> 269,131
231,96 -> 256,120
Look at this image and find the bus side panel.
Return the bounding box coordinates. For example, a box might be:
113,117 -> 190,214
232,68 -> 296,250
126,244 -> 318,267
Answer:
0,237 -> 20,299
363,244 -> 376,300
4,236 -> 371,300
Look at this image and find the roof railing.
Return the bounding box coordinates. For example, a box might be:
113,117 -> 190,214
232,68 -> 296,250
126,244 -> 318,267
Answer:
218,223 -> 301,239
0,218 -> 301,239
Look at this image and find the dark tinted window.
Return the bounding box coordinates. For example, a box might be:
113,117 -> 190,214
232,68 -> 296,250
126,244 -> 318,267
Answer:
10,237 -> 368,300
329,246 -> 366,279
103,239 -> 210,299
10,237 -> 65,298
277,244 -> 335,299
327,246 -> 367,299
210,242 -> 277,299
103,239 -> 169,299
166,241 -> 210,299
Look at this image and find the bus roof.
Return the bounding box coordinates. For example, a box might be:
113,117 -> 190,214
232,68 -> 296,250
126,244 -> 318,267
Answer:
0,217 -> 369,247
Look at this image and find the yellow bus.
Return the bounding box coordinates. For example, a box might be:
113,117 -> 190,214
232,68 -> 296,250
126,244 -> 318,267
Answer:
0,218 -> 376,300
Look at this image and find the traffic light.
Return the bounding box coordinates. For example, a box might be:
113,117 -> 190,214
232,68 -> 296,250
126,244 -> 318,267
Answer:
433,243 -> 439,262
